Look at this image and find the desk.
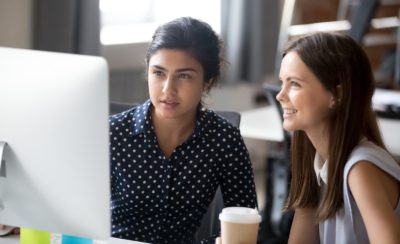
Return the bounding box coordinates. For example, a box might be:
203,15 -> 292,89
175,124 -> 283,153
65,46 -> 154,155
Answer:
373,88 -> 400,156
1,235 -> 148,244
378,118 -> 400,156
240,106 -> 284,142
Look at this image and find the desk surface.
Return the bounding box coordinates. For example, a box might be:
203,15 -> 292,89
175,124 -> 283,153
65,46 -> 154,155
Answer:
239,105 -> 400,156
377,118 -> 400,156
2,235 -> 148,244
240,106 -> 284,142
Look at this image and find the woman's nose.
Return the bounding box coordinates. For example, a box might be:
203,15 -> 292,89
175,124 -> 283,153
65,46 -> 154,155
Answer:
276,88 -> 284,102
162,77 -> 177,95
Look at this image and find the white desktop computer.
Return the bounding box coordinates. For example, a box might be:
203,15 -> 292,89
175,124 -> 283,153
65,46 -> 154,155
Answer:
0,47 -> 110,240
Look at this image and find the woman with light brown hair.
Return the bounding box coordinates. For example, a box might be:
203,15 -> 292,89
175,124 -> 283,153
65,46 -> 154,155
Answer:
276,32 -> 400,243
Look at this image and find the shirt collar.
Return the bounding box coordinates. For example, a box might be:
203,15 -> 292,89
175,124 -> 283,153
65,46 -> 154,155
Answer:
193,106 -> 210,139
131,100 -> 152,136
314,153 -> 328,186
130,100 -> 211,139
313,137 -> 368,186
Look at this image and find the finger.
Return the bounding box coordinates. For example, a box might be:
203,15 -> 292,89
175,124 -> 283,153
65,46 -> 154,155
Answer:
216,237 -> 222,244
13,228 -> 20,234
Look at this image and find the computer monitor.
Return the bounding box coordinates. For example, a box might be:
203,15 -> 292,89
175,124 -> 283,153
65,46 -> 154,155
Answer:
0,47 -> 110,240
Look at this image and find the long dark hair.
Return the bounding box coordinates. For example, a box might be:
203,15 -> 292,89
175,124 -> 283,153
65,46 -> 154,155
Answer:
284,32 -> 386,221
145,17 -> 223,93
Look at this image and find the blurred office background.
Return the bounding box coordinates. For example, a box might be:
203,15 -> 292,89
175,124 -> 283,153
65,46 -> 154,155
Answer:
1,0 -> 399,243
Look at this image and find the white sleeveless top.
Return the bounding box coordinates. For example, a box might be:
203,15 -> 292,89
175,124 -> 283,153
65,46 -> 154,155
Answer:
314,139 -> 400,244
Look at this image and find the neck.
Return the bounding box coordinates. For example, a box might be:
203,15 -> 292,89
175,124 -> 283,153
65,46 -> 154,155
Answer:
305,127 -> 330,161
151,107 -> 197,158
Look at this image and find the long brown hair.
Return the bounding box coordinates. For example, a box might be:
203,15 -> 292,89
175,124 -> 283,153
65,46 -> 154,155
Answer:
284,32 -> 386,221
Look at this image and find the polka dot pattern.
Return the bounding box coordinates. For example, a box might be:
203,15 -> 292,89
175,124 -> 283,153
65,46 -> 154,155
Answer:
109,100 -> 257,244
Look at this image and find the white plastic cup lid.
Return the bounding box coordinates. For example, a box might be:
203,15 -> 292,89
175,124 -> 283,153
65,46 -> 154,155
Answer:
219,207 -> 262,224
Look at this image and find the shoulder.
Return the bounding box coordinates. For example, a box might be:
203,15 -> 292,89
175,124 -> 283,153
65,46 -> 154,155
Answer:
348,157 -> 399,195
109,102 -> 145,133
205,110 -> 240,131
344,139 -> 400,205
202,109 -> 244,141
345,140 -> 398,177
347,140 -> 400,212
346,140 -> 399,192
109,106 -> 135,128
348,160 -> 388,187
347,159 -> 400,233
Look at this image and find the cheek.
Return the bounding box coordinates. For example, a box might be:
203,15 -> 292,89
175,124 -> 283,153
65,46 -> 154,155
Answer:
290,91 -> 328,109
185,88 -> 203,101
147,81 -> 153,92
148,79 -> 159,90
184,81 -> 204,95
287,90 -> 303,106
307,96 -> 331,118
147,81 -> 159,99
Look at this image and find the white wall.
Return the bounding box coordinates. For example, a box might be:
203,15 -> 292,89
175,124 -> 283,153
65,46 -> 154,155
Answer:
0,0 -> 33,49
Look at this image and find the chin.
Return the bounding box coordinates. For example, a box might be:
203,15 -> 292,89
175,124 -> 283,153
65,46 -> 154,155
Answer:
283,123 -> 297,132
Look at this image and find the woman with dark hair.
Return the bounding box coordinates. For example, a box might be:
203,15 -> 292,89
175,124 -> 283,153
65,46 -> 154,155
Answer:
109,17 -> 257,244
276,32 -> 400,243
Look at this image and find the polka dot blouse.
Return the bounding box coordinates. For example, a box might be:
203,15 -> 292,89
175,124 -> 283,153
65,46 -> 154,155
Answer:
109,100 -> 257,244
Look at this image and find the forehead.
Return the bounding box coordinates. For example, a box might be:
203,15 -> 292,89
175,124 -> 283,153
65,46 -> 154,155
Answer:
148,49 -> 202,71
280,52 -> 309,76
280,52 -> 321,82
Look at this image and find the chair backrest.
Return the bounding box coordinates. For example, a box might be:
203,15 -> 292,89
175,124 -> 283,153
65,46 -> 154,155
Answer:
109,101 -> 137,115
215,111 -> 241,128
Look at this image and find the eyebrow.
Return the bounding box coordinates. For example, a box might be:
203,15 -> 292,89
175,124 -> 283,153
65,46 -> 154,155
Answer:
151,65 -> 198,73
279,75 -> 306,82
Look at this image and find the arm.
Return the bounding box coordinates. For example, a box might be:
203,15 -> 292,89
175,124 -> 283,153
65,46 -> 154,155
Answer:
219,129 -> 258,208
215,130 -> 258,243
288,208 -> 319,244
348,161 -> 400,244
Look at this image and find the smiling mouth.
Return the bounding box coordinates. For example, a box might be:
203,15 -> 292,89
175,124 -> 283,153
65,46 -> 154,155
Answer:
283,108 -> 297,115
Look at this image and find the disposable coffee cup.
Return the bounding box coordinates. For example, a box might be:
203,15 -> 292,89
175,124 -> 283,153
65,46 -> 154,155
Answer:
219,207 -> 261,244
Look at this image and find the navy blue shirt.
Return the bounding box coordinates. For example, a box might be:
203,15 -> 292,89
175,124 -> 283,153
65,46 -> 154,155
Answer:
109,100 -> 257,244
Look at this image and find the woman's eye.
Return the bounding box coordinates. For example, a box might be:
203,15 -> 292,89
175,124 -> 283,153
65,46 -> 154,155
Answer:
290,81 -> 301,87
153,70 -> 164,76
177,73 -> 191,79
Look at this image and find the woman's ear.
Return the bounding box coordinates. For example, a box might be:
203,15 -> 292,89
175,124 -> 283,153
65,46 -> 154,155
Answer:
329,85 -> 342,109
329,96 -> 336,109
336,84 -> 342,103
203,79 -> 213,93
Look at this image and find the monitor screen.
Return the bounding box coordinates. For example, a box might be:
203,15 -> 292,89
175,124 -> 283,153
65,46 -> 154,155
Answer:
0,47 -> 110,240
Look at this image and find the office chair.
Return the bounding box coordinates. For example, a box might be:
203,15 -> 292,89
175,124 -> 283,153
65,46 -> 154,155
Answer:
109,101 -> 137,115
109,101 -> 241,242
